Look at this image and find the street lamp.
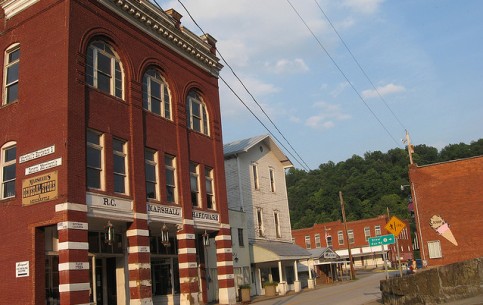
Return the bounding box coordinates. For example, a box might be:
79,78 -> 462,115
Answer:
202,230 -> 210,247
105,221 -> 114,246
161,223 -> 171,247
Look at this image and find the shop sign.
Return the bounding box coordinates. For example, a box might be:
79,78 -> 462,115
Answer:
25,157 -> 62,175
147,203 -> 182,219
323,252 -> 338,259
86,193 -> 132,212
16,261 -> 29,278
19,145 -> 55,163
193,211 -> 219,223
22,171 -> 58,206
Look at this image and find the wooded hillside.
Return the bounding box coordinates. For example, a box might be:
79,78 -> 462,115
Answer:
287,139 -> 483,229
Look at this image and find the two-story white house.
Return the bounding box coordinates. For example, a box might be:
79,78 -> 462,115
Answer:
223,135 -> 311,296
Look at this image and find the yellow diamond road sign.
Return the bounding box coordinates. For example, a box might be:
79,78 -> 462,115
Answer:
385,216 -> 406,237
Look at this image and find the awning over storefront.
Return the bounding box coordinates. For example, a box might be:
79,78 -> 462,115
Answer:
308,247 -> 344,265
251,241 -> 311,263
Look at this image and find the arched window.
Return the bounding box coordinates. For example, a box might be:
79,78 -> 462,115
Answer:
86,41 -> 123,99
186,90 -> 209,135
3,44 -> 20,105
142,68 -> 171,119
1,142 -> 16,199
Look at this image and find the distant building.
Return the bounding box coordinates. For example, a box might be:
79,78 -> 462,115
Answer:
224,135 -> 311,296
0,1 -> 235,305
409,156 -> 483,267
292,215 -> 413,269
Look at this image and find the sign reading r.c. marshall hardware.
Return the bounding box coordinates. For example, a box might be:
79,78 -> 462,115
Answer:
22,171 -> 58,206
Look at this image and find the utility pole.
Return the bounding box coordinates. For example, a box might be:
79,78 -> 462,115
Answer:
339,191 -> 356,280
403,130 -> 414,165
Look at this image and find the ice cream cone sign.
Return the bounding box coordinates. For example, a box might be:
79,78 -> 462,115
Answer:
429,215 -> 458,246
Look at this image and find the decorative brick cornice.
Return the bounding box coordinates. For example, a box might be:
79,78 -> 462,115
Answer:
0,0 -> 40,18
100,0 -> 223,76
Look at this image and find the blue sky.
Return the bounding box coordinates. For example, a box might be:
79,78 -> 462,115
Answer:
163,0 -> 483,170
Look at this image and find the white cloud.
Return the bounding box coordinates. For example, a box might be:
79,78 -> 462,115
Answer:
304,101 -> 351,130
267,58 -> 309,74
362,83 -> 406,99
342,0 -> 385,14
330,82 -> 350,97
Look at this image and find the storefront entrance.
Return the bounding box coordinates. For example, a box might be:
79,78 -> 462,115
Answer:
90,257 -> 120,305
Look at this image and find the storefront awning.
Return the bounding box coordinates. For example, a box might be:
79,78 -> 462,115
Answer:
251,241 -> 311,263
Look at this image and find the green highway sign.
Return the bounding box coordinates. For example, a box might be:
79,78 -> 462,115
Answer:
368,234 -> 395,247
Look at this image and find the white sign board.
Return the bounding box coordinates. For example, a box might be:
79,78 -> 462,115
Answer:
16,261 -> 29,277
19,145 -> 55,163
25,158 -> 62,175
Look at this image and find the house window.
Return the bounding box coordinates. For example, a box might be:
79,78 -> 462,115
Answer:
364,227 -> 371,241
113,138 -> 127,194
1,143 -> 16,199
238,228 -> 244,247
326,235 -> 333,247
375,225 -> 381,236
256,208 -> 264,237
190,162 -> 199,207
338,230 -> 344,245
269,167 -> 275,192
305,236 -> 311,249
165,154 -> 176,203
86,130 -> 104,189
274,212 -> 281,238
145,149 -> 158,200
86,41 -> 123,99
3,44 -> 20,105
347,230 -> 355,244
142,68 -> 171,119
428,240 -> 443,258
205,166 -> 215,209
252,164 -> 259,190
186,90 -> 209,135
315,234 -> 321,248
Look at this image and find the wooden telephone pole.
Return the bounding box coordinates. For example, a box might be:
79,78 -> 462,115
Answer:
340,191 -> 356,280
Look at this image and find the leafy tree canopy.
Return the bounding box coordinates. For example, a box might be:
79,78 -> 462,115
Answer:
287,139 -> 482,229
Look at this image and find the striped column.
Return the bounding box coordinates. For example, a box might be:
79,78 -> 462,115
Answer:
177,221 -> 200,305
215,224 -> 236,305
55,203 -> 90,305
127,216 -> 153,305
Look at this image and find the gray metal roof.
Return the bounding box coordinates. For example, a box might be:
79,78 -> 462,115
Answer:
223,135 -> 293,168
252,240 -> 311,262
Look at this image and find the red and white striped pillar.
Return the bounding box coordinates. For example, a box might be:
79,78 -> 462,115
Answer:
215,224 -> 236,304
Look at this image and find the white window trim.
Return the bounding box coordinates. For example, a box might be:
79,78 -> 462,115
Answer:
348,229 -> 355,244
113,138 -> 128,195
145,149 -> 159,200
314,233 -> 321,248
274,211 -> 281,238
143,68 -> 171,119
364,226 -> 371,241
190,162 -> 200,207
187,91 -> 209,136
205,166 -> 215,210
428,240 -> 443,259
252,163 -> 259,190
1,141 -> 16,199
3,43 -> 20,105
269,167 -> 276,192
164,154 -> 177,204
338,230 -> 344,245
256,208 -> 264,237
305,235 -> 311,249
375,225 -> 381,236
86,130 -> 105,190
86,41 -> 124,99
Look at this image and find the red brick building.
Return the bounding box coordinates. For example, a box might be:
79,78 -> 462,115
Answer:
409,156 -> 483,267
0,1 -> 235,304
292,215 -> 413,268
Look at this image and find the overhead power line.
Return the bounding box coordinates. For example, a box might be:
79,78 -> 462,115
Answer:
285,0 -> 402,147
313,0 -> 407,131
173,0 -> 312,171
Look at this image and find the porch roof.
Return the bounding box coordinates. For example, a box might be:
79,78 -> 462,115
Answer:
251,241 -> 311,263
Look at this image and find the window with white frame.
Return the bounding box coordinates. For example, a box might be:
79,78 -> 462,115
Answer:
190,162 -> 200,207
274,212 -> 281,238
165,154 -> 176,203
145,149 -> 158,200
364,227 -> 371,241
113,138 -> 127,194
142,68 -> 171,119
1,142 -> 16,199
3,44 -> 20,105
252,164 -> 259,190
86,130 -> 104,189
338,230 -> 344,245
256,208 -> 264,237
305,236 -> 311,249
348,229 -> 355,244
315,234 -> 321,248
326,235 -> 333,247
86,41 -> 123,99
428,240 -> 442,258
269,167 -> 275,192
375,225 -> 381,236
186,90 -> 209,135
205,166 -> 215,209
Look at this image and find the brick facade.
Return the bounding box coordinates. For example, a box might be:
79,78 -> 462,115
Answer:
0,1 -> 235,304
409,156 -> 483,267
292,215 -> 413,268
